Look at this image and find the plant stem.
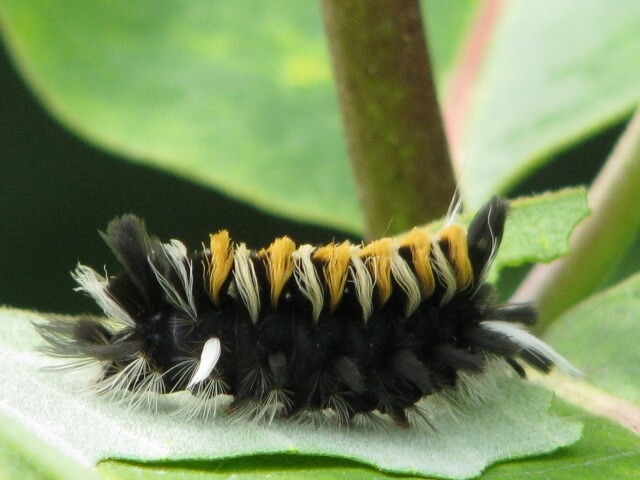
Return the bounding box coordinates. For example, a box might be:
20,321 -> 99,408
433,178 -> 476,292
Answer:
321,0 -> 455,239
513,108 -> 640,332
537,372 -> 640,435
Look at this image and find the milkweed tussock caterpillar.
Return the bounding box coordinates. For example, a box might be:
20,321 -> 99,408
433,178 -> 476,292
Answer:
36,198 -> 580,427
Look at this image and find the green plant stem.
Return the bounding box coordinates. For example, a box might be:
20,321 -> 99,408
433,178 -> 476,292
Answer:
513,107 -> 640,332
320,0 -> 455,239
537,372 -> 640,435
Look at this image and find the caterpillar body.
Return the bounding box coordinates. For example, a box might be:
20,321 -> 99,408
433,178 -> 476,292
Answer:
37,198 -> 579,426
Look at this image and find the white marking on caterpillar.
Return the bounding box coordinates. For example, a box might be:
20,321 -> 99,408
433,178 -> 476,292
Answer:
293,244 -> 324,322
233,243 -> 261,324
187,337 -> 222,389
149,240 -> 197,321
72,264 -> 136,327
430,239 -> 457,305
390,243 -> 422,317
348,247 -> 374,322
481,321 -> 583,377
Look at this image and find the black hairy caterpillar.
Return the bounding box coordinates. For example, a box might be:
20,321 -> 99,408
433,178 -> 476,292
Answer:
36,198 -> 580,427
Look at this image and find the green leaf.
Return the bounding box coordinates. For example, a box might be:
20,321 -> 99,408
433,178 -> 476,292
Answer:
462,0 -> 640,205
101,400 -> 637,480
0,0 -> 355,230
544,273 -> 640,406
0,309 -> 580,479
483,399 -> 640,479
496,188 -> 590,267
0,410 -> 101,480
98,456 -> 396,480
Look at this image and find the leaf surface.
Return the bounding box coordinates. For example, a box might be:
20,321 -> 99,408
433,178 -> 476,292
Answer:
545,273 -> 640,406
0,308 -> 580,479
483,400 -> 640,479
95,400 -> 639,479
462,0 -> 640,205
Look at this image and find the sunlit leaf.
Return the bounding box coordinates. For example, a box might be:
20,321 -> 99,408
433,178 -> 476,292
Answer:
545,272 -> 640,406
462,1 -> 640,205
0,307 -> 580,479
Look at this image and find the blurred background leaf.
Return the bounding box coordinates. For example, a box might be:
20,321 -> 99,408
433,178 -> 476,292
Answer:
461,1 -> 640,205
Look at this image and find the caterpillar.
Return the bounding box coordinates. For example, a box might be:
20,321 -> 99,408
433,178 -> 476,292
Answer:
36,198 -> 580,427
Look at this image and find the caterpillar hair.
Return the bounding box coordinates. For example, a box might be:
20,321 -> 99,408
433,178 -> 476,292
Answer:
36,198 -> 580,427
